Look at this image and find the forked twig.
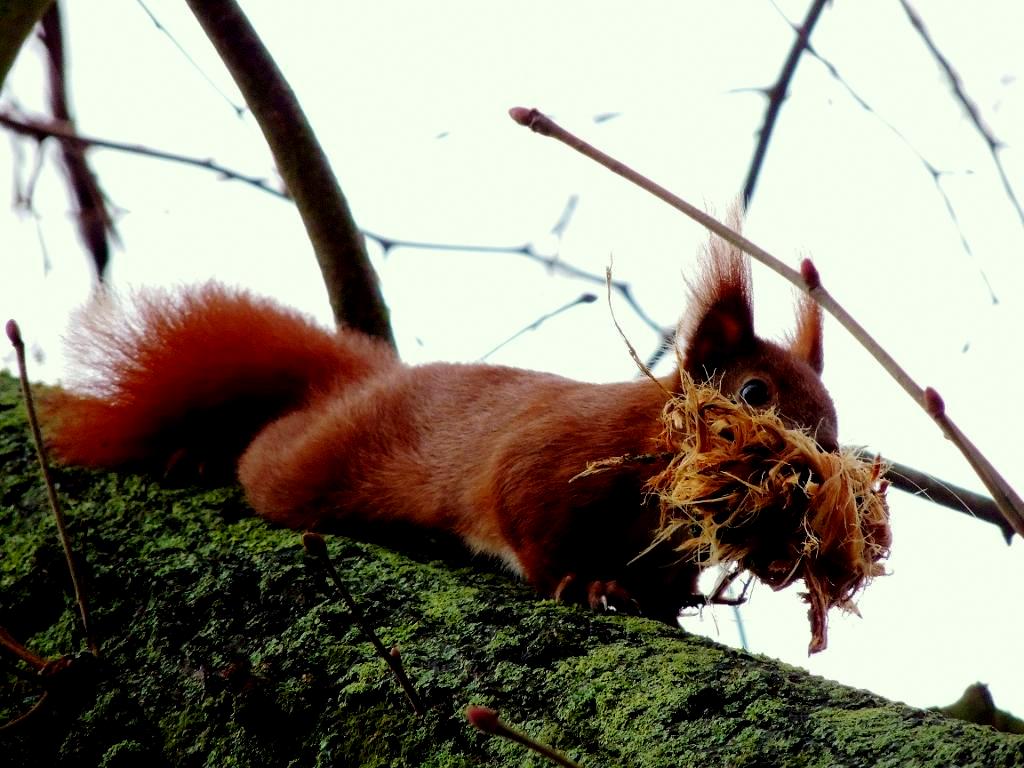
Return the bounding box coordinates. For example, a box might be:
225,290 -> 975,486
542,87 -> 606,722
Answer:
509,106 -> 1024,539
766,0 -> 997,303
365,229 -> 668,337
743,0 -> 830,206
5,320 -> 99,656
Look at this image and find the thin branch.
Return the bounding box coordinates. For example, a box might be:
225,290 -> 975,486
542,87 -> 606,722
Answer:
509,106 -> 1024,539
897,0 -> 1024,232
0,625 -> 49,671
364,230 -> 669,338
0,110 -> 289,200
5,320 -> 99,657
465,706 -> 583,768
134,0 -> 246,117
184,0 -> 394,345
479,292 -> 597,361
302,533 -> 424,716
743,0 -> 830,207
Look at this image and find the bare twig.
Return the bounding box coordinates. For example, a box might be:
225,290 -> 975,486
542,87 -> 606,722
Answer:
0,110 -> 671,350
465,705 -> 584,768
185,0 -> 394,345
5,320 -> 99,657
897,0 -> 1024,232
0,625 -> 48,671
365,230 -> 668,338
302,533 -> 424,716
479,292 -> 597,361
134,0 -> 246,117
38,3 -> 117,280
0,110 -> 290,199
743,0 -> 830,207
766,0 -> 997,303
509,106 -> 1024,539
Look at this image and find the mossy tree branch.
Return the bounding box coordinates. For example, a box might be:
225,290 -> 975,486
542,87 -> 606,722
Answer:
0,373 -> 1019,766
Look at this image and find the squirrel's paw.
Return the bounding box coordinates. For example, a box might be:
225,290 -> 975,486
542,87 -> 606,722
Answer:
552,573 -> 640,615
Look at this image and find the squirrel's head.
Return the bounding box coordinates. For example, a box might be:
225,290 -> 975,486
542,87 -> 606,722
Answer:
677,215 -> 838,452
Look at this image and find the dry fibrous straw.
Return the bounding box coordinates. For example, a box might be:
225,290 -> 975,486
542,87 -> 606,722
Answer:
583,376 -> 891,654
509,106 -> 1024,541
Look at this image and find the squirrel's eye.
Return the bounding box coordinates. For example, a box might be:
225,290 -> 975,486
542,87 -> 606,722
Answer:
739,378 -> 770,407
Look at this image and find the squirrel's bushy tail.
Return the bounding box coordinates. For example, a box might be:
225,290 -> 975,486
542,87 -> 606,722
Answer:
42,283 -> 396,475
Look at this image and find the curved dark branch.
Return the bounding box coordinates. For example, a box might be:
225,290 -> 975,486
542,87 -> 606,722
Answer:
742,0 -> 830,208
38,4 -> 115,280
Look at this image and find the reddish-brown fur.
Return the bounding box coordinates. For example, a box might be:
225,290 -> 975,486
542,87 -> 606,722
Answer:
43,226 -> 836,621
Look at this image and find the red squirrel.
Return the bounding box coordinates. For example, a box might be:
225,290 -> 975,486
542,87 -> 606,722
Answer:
42,222 -> 837,622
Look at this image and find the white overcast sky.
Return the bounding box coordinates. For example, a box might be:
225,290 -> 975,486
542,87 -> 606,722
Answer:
2,1 -> 1023,716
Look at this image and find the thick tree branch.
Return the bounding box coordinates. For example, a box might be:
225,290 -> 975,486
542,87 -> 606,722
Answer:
874,454 -> 1014,543
184,0 -> 394,345
0,372 -> 1019,765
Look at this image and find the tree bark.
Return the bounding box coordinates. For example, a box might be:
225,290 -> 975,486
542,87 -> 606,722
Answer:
1,374 -> 1020,767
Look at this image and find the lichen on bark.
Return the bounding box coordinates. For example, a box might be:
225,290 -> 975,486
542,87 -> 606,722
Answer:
1,373 -> 1021,766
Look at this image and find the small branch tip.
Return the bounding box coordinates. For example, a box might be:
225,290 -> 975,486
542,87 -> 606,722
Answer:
465,705 -> 500,734
924,387 -> 945,417
800,259 -> 821,291
300,531 -> 328,558
5,319 -> 23,348
508,106 -> 553,136
507,106 -> 534,125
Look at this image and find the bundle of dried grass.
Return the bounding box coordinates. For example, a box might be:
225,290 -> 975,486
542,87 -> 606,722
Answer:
601,377 -> 890,653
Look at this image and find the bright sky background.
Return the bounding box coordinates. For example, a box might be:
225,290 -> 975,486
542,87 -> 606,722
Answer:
2,1 -> 1023,717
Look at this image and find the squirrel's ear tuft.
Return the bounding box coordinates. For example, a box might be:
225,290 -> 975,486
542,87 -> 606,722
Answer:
789,294 -> 825,374
678,205 -> 756,377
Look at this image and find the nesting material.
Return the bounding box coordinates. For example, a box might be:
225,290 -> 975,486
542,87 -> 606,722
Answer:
655,378 -> 891,652
588,377 -> 891,653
